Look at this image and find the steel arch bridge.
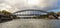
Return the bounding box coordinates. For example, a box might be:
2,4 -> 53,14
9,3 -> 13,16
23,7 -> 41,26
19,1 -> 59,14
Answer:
13,9 -> 48,14
12,9 -> 48,16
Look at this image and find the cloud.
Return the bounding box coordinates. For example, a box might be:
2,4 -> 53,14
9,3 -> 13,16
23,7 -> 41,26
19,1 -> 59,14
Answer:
0,3 -> 18,13
0,0 -> 60,12
0,0 -> 4,3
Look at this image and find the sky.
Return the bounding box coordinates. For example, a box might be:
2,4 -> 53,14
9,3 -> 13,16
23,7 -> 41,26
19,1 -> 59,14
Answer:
49,0 -> 60,12
0,0 -> 60,13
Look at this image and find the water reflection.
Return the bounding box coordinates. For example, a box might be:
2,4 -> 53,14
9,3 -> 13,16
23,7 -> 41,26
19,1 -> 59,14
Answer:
1,19 -> 60,28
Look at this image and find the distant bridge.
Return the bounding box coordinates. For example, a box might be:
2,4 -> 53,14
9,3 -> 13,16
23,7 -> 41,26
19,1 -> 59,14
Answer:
12,9 -> 48,16
13,9 -> 48,14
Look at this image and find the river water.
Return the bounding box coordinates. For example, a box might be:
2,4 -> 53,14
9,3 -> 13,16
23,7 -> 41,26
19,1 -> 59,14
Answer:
0,19 -> 60,28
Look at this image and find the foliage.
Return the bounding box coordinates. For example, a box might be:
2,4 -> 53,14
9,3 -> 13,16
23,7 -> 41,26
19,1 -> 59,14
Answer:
2,10 -> 11,15
0,10 -> 18,19
57,12 -> 60,15
47,12 -> 56,15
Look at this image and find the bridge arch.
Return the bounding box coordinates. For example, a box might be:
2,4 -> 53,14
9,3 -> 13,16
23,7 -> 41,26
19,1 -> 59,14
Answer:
13,9 -> 48,14
12,9 -> 48,16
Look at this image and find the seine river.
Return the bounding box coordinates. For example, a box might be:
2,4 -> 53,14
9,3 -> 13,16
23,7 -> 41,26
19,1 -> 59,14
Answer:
0,19 -> 60,28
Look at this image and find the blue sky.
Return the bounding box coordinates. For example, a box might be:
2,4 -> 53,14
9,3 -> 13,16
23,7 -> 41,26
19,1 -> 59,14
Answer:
48,9 -> 60,12
48,0 -> 60,12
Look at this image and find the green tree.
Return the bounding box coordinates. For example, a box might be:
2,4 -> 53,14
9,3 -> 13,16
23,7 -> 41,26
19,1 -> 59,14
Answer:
47,12 -> 55,15
57,12 -> 60,16
0,11 -> 1,13
0,10 -> 18,19
2,10 -> 11,15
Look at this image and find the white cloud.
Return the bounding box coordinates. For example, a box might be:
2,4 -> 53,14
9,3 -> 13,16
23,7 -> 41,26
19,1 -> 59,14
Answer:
0,3 -> 18,13
0,0 -> 59,12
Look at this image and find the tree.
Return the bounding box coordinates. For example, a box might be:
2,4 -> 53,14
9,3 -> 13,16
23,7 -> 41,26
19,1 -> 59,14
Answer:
0,11 -> 1,13
57,12 -> 60,16
2,10 -> 11,15
47,12 -> 55,15
0,10 -> 18,19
